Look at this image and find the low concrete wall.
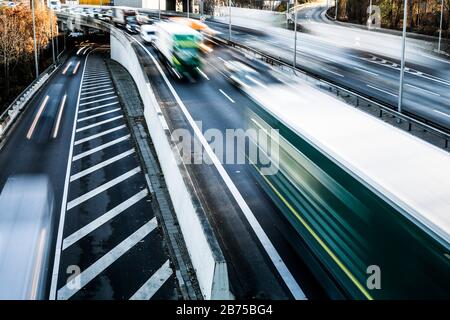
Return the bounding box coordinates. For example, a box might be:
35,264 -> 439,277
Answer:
109,28 -> 229,300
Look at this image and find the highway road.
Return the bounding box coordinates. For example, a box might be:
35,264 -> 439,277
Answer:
206,5 -> 450,130
0,45 -> 178,300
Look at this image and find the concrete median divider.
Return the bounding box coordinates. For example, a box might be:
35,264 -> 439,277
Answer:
109,28 -> 230,300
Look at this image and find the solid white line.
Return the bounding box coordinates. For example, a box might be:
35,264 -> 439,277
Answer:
433,109 -> 450,118
81,87 -> 114,96
80,91 -> 116,101
321,67 -> 344,77
63,189 -> 148,250
67,166 -> 140,210
72,135 -> 130,161
129,260 -> 172,300
76,115 -> 123,132
133,38 -> 307,300
79,101 -> 120,114
77,108 -> 121,122
70,149 -> 135,182
57,218 -> 157,300
219,89 -> 235,103
367,84 -> 397,97
196,67 -> 210,80
75,124 -> 126,145
27,95 -> 49,139
53,94 -> 67,139
80,96 -> 118,106
405,84 -> 441,97
353,66 -> 378,76
62,62 -> 72,75
49,49 -> 90,300
73,61 -> 81,75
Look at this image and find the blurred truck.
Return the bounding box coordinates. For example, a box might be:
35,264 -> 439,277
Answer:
153,22 -> 202,79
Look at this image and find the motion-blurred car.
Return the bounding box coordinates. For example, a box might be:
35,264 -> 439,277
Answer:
140,24 -> 157,44
0,175 -> 54,300
98,9 -> 112,22
125,15 -> 139,34
136,12 -> 153,25
224,60 -> 261,88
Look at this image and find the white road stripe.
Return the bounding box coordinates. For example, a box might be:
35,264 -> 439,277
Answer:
62,62 -> 72,75
245,75 -> 268,88
405,84 -> 441,97
321,67 -> 344,77
57,218 -> 157,300
219,89 -> 235,103
76,115 -> 123,132
62,188 -> 147,250
75,124 -> 126,145
196,67 -> 210,80
133,38 -> 307,300
83,77 -> 111,85
72,135 -> 130,161
83,74 -> 109,80
79,101 -> 120,114
80,96 -> 118,106
72,62 -> 81,75
433,109 -> 450,118
352,66 -> 378,76
77,108 -> 121,122
66,166 -> 140,210
81,87 -> 114,96
367,84 -> 397,97
70,149 -> 135,182
80,91 -> 116,101
53,94 -> 67,139
81,84 -> 112,92
82,80 -> 111,89
129,260 -> 172,300
50,48 -> 91,300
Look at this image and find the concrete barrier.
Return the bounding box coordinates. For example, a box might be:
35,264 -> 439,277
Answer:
109,28 -> 230,300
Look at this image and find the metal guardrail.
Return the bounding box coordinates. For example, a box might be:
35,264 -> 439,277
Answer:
216,36 -> 450,150
0,61 -> 63,143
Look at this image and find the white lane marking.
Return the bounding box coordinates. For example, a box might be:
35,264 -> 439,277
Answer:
27,95 -> 49,139
129,260 -> 172,300
81,84 -> 112,92
62,189 -> 147,250
321,67 -> 344,77
352,66 -> 379,76
367,84 -> 397,97
80,91 -> 116,101
72,62 -> 81,75
52,94 -> 67,139
83,76 -> 110,84
70,149 -> 135,182
57,218 -> 157,300
196,67 -> 210,80
74,124 -> 126,145
433,109 -> 450,118
62,62 -> 72,75
421,52 -> 450,65
80,96 -> 118,106
219,89 -> 235,103
405,84 -> 441,97
50,49 -> 91,300
66,166 -> 140,210
72,135 -> 130,161
81,87 -> 114,96
76,115 -> 123,133
245,75 -> 268,88
79,101 -> 120,114
77,108 -> 121,123
133,39 -> 307,300
83,73 -> 109,79
82,80 -> 111,89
